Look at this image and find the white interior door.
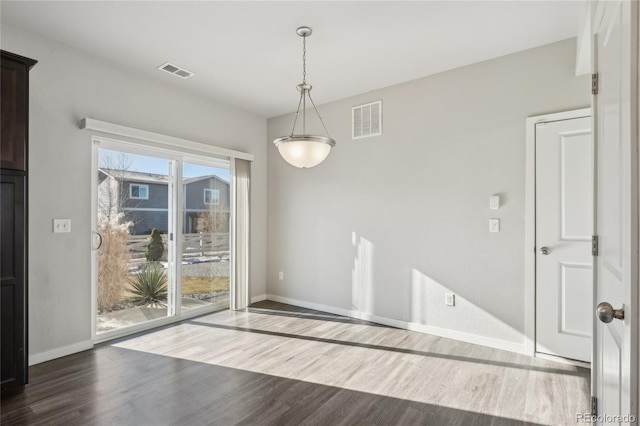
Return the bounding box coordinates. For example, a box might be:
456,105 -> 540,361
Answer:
536,116 -> 593,363
592,0 -> 638,421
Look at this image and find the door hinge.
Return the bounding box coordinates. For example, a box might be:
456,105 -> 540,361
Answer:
592,235 -> 599,256
170,233 -> 174,241
591,396 -> 598,417
592,73 -> 599,95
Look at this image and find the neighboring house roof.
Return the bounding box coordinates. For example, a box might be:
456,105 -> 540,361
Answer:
100,169 -> 229,186
183,175 -> 229,185
99,168 -> 169,184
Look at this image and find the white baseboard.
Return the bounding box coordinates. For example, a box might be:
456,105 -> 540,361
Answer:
266,294 -> 350,316
250,294 -> 267,304
29,340 -> 94,366
26,296 -> 526,366
404,321 -> 526,354
266,294 -> 527,355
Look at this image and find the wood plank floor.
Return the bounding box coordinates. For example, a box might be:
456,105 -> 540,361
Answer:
1,301 -> 590,425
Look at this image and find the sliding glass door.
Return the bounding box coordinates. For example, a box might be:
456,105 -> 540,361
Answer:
93,140 -> 230,340
95,148 -> 175,334
181,162 -> 230,310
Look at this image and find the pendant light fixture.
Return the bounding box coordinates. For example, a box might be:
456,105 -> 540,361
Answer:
273,26 -> 336,168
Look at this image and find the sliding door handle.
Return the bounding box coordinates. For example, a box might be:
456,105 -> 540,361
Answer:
92,231 -> 103,250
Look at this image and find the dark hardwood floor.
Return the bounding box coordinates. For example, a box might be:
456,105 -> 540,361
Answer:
1,301 -> 589,425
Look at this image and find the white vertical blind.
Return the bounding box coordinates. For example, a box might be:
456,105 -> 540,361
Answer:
232,158 -> 250,310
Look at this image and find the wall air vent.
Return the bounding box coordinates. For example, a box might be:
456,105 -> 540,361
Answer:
158,62 -> 194,79
352,100 -> 382,139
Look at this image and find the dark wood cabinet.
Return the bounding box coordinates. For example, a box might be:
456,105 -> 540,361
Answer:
1,50 -> 36,398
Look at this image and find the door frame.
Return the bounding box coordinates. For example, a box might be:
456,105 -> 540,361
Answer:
590,0 -> 640,418
524,107 -> 593,362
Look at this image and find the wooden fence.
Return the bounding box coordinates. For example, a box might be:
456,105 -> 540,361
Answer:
127,233 -> 229,262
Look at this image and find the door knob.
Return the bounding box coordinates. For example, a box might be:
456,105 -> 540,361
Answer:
596,302 -> 624,323
538,246 -> 550,255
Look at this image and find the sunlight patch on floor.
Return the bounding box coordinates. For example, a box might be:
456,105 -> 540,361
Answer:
112,308 -> 588,423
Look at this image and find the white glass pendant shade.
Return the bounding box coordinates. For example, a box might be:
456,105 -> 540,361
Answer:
274,135 -> 335,168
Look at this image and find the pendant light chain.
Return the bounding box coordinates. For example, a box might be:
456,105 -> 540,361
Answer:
302,34 -> 306,134
302,35 -> 306,85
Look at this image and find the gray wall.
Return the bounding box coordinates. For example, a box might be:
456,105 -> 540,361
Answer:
267,39 -> 590,348
1,25 -> 268,360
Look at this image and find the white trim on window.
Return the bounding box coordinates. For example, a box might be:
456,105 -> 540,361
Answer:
81,118 -> 254,161
204,188 -> 220,205
129,183 -> 149,200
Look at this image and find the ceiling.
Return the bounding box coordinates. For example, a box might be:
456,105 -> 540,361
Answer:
1,1 -> 581,118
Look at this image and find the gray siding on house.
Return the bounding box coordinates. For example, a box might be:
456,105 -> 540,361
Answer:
99,173 -> 228,234
183,177 -> 230,234
184,177 -> 230,211
126,210 -> 169,235
121,180 -> 170,234
122,181 -> 169,209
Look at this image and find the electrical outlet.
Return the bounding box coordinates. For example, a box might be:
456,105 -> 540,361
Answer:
279,271 -> 284,280
445,293 -> 455,306
53,218 -> 71,233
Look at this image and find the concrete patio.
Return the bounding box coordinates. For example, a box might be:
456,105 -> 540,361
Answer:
96,291 -> 230,333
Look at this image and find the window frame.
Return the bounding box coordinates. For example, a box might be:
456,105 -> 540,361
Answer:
130,183 -> 149,200
204,188 -> 220,205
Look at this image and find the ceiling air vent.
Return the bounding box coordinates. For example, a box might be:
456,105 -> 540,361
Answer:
158,62 -> 194,79
352,100 -> 382,139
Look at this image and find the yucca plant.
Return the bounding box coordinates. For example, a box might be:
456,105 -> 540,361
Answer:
127,262 -> 168,307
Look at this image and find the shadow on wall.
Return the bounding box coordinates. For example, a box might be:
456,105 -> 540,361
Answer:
410,268 -> 523,344
349,233 -> 523,346
352,232 -> 375,314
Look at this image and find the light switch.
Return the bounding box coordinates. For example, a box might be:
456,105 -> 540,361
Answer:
490,195 -> 500,209
53,218 -> 71,233
489,219 -> 500,233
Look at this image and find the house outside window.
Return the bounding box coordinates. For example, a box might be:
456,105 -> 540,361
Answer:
130,183 -> 149,200
204,188 -> 220,205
